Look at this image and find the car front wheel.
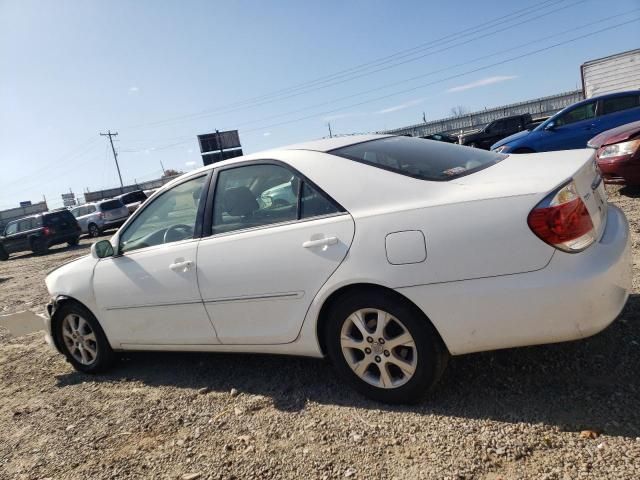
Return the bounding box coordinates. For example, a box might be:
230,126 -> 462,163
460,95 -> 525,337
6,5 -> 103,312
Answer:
0,246 -> 8,261
67,236 -> 80,247
325,290 -> 448,404
54,303 -> 115,373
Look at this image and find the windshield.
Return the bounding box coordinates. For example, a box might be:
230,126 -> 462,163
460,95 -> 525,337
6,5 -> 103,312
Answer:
329,136 -> 506,181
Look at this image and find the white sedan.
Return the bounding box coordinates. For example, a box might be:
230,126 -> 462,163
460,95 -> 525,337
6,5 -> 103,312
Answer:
44,135 -> 631,403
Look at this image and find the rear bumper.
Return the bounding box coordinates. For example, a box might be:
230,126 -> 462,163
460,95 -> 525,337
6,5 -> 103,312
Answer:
398,204 -> 631,355
102,218 -> 127,229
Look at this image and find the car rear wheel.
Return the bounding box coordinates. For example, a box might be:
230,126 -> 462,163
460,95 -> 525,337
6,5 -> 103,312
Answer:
54,303 -> 115,373
88,223 -> 100,238
325,290 -> 448,404
0,246 -> 8,261
31,239 -> 49,255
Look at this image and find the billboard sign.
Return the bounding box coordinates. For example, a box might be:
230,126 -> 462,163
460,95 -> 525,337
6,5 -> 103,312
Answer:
61,192 -> 76,207
19,201 -> 32,208
197,130 -> 241,154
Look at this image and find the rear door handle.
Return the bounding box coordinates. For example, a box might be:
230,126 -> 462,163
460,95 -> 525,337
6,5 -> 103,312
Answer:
303,236 -> 338,248
169,260 -> 194,272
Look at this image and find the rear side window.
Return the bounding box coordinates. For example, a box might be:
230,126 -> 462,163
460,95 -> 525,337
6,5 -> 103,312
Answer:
330,136 -> 506,181
100,200 -> 124,210
601,95 -> 640,115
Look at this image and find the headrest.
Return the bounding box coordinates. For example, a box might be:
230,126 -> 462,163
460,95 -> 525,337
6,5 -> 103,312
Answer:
223,187 -> 259,217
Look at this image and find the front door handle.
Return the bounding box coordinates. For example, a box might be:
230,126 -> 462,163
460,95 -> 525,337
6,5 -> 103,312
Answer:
303,236 -> 338,248
169,260 -> 194,272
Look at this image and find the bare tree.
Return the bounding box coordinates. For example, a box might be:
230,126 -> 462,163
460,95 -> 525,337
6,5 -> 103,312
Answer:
450,105 -> 469,117
162,168 -> 183,178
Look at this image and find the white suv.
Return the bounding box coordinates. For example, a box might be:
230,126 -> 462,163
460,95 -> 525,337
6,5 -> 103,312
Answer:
70,199 -> 130,238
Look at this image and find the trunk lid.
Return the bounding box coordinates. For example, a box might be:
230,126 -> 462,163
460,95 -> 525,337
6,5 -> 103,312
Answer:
451,148 -> 607,241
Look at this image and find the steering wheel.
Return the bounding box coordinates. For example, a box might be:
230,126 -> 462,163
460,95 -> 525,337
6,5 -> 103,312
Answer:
163,224 -> 194,243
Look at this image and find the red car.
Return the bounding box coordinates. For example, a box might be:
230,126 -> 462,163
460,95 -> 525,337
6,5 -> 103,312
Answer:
589,120 -> 640,186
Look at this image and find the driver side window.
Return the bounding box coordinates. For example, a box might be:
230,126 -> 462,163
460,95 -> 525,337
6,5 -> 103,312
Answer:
119,175 -> 206,253
555,102 -> 596,127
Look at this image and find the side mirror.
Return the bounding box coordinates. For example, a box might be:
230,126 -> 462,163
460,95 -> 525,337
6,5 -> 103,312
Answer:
91,240 -> 114,259
544,121 -> 556,131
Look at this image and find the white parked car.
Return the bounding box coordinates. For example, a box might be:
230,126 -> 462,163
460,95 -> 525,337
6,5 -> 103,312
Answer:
44,135 -> 631,403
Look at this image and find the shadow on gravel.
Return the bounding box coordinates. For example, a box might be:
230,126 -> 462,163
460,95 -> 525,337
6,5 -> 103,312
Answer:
619,185 -> 640,198
10,243 -> 91,261
55,295 -> 640,439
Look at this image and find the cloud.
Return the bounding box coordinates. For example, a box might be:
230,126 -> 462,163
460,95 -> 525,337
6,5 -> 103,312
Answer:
376,98 -> 427,115
263,132 -> 271,137
185,161 -> 196,167
128,86 -> 140,94
447,75 -> 517,93
323,112 -> 365,121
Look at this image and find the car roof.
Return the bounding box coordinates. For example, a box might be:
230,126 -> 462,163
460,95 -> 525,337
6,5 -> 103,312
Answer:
572,90 -> 640,108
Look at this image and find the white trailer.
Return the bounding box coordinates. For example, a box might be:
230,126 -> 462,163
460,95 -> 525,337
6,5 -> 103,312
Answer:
581,48 -> 640,99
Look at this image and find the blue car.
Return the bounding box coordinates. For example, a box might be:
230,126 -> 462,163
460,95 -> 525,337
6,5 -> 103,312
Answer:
491,90 -> 640,153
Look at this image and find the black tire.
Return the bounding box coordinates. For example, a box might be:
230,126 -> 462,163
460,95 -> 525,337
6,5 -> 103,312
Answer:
324,290 -> 448,404
67,236 -> 80,247
53,302 -> 115,374
31,239 -> 49,255
0,246 -> 8,261
88,223 -> 100,238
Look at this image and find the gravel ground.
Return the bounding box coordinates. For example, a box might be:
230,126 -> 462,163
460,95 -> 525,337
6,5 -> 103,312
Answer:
1,187 -> 639,479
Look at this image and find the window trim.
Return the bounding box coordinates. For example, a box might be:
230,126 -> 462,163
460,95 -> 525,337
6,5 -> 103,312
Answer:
202,159 -> 347,238
115,171 -> 213,256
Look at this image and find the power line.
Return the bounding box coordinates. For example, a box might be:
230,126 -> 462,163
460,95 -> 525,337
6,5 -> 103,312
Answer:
122,0 -> 578,130
238,18 -> 639,135
130,13 -> 638,153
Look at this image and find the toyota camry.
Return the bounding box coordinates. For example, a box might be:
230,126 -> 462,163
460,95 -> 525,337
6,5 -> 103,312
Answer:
44,135 -> 631,403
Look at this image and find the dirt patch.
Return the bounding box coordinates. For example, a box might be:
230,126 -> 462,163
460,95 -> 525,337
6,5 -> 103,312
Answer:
0,189 -> 639,479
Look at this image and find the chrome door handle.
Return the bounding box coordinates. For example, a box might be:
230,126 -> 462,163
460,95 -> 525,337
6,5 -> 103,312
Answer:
303,236 -> 338,248
169,260 -> 194,272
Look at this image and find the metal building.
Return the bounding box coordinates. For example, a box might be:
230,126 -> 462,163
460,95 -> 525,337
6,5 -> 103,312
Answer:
381,90 -> 584,138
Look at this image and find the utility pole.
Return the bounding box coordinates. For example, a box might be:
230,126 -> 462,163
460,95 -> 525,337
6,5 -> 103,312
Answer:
215,129 -> 224,162
327,122 -> 333,138
100,130 -> 124,192
422,112 -> 427,123
160,160 -> 166,175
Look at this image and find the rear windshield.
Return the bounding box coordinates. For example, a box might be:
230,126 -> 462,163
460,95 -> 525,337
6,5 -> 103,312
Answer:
329,136 -> 506,181
44,211 -> 75,225
100,199 -> 125,210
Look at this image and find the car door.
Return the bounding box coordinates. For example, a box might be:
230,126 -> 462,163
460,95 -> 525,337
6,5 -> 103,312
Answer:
92,173 -> 219,346
538,101 -> 598,151
196,161 -> 355,345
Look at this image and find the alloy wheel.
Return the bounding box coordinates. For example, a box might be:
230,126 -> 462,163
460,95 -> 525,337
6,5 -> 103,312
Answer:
89,225 -> 99,237
340,308 -> 417,389
61,313 -> 98,365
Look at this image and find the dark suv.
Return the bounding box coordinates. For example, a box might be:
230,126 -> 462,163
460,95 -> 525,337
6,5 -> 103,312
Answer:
0,209 -> 81,260
460,113 -> 533,149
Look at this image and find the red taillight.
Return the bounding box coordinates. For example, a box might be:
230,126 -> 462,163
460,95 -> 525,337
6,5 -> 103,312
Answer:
97,212 -> 104,219
527,180 -> 595,252
42,227 -> 52,236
